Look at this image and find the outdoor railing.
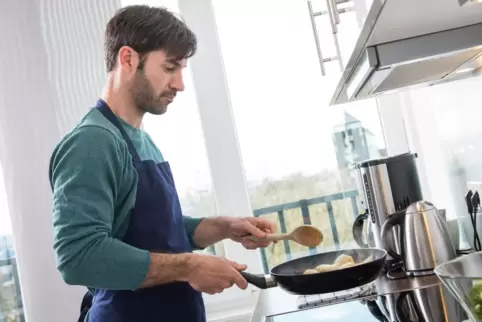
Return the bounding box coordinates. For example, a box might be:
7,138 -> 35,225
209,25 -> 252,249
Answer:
253,190 -> 359,272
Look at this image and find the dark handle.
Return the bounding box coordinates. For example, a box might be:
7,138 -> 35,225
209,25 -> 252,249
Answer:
395,292 -> 409,322
396,292 -> 420,322
353,212 -> 369,248
380,210 -> 405,260
366,300 -> 388,322
240,272 -> 276,289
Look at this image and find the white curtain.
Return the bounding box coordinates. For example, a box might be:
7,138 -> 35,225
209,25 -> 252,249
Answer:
0,1 -> 120,321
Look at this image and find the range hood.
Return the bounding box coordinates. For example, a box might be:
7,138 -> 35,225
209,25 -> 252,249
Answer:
330,0 -> 482,105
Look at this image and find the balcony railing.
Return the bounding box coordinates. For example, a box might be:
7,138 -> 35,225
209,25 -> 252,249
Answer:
253,190 -> 359,272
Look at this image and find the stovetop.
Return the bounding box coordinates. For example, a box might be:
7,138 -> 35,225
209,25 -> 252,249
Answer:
261,275 -> 445,322
296,283 -> 377,309
258,251 -> 475,322
265,299 -> 383,322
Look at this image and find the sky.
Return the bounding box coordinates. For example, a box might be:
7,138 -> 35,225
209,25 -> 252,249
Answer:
0,0 -> 386,235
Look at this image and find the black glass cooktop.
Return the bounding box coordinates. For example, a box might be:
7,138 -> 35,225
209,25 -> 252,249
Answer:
265,300 -> 382,322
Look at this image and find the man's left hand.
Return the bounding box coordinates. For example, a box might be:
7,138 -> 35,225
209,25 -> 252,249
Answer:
226,217 -> 276,250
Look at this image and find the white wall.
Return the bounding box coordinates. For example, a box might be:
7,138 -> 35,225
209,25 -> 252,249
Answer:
0,1 -> 120,321
400,75 -> 482,219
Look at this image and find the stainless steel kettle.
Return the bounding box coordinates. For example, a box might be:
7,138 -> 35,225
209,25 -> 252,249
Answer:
380,201 -> 456,274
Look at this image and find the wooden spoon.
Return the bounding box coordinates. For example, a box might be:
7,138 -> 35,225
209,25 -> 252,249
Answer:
245,225 -> 323,247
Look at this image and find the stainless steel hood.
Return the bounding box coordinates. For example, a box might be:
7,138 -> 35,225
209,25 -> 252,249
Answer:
330,0 -> 482,105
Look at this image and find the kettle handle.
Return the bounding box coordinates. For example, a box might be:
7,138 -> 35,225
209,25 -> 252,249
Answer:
352,211 -> 369,248
395,292 -> 420,322
380,210 -> 405,260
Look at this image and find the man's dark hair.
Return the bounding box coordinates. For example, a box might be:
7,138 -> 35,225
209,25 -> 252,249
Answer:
104,5 -> 197,72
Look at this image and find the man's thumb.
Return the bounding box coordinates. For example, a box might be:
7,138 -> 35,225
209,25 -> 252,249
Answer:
245,222 -> 268,238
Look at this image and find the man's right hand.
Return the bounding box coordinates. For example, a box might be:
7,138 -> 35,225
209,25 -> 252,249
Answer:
185,254 -> 248,295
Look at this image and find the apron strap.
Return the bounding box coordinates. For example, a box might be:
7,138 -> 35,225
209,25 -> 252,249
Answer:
95,99 -> 141,162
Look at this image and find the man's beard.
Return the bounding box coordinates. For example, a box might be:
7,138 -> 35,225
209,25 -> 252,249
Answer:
129,70 -> 170,115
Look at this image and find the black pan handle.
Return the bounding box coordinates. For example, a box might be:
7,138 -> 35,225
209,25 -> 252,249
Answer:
240,272 -> 277,289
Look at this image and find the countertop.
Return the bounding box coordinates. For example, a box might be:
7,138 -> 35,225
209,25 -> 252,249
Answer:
249,274 -> 443,322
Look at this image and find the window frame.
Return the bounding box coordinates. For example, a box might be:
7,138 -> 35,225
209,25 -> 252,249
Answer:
177,0 -> 264,316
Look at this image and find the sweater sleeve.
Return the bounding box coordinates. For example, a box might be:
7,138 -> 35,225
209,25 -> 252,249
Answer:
49,126 -> 150,290
183,216 -> 203,250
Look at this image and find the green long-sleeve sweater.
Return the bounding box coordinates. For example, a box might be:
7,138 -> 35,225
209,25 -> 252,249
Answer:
49,107 -> 202,291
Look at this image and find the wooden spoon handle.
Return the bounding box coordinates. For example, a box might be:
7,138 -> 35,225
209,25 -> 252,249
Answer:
244,233 -> 291,242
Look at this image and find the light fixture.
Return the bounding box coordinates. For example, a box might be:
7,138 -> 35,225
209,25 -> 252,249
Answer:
459,0 -> 482,7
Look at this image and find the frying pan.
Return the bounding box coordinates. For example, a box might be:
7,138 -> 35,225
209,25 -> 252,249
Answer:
240,248 -> 387,295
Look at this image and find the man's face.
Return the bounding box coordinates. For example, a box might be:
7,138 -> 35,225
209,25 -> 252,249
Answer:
129,50 -> 186,115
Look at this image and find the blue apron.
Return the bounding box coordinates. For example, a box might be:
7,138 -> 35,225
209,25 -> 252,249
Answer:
86,100 -> 206,322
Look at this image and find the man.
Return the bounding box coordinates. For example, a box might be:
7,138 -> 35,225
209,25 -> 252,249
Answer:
49,5 -> 275,322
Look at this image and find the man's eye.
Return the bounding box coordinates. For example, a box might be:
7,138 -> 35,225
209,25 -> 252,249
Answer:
164,66 -> 176,73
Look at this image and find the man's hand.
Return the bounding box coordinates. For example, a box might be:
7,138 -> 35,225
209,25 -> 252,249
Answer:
190,216 -> 277,250
227,217 -> 276,249
185,254 -> 248,294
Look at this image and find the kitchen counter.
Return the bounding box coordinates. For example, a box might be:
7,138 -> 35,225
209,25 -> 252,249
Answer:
263,300 -> 383,322
375,274 -> 441,295
250,287 -> 383,322
249,274 -> 447,322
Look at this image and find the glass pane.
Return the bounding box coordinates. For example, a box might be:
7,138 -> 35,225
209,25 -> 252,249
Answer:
142,66 -> 223,257
212,0 -> 386,272
0,163 -> 24,322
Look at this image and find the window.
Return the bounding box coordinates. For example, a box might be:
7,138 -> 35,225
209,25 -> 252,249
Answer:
0,163 -> 24,322
211,0 -> 387,271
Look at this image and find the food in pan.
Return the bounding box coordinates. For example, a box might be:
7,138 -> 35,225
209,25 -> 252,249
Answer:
333,254 -> 355,266
338,261 -> 356,269
302,253 -> 371,275
315,264 -> 338,272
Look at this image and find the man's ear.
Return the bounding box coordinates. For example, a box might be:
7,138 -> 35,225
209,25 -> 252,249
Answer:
118,46 -> 139,74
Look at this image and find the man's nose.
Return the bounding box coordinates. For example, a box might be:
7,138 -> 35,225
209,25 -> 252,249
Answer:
171,71 -> 185,92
